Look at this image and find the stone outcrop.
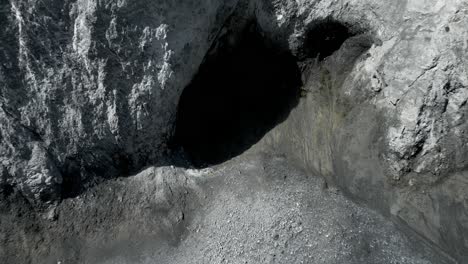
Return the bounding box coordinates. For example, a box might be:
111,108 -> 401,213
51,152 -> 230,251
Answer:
0,0 -> 240,203
1,0 -> 467,262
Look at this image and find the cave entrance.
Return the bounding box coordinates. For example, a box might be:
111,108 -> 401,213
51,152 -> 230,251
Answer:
174,25 -> 302,168
301,20 -> 353,61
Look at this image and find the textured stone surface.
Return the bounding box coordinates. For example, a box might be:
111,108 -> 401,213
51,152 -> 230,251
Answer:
0,0 -> 240,202
1,0 -> 467,262
252,1 -> 468,261
0,155 -> 452,263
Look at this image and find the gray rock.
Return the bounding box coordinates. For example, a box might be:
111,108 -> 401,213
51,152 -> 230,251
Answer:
0,155 -> 453,263
0,0 -> 467,262
0,0 -> 240,201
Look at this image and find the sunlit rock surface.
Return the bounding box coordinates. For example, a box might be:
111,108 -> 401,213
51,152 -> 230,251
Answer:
0,0 -> 467,262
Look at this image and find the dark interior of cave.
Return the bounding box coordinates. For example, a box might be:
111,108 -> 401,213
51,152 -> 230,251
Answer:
173,24 -> 302,167
301,19 -> 353,61
173,19 -> 354,168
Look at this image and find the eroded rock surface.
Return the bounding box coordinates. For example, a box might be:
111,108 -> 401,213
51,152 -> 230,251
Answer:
0,155 -> 452,263
0,0 -> 240,202
1,0 -> 467,262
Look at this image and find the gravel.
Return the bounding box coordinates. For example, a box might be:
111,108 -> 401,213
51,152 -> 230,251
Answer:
95,154 -> 448,264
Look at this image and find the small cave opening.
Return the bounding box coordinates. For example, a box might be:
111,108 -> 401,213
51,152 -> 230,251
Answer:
173,24 -> 302,168
301,19 -> 354,61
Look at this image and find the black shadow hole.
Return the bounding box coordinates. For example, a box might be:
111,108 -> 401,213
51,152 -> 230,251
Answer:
174,25 -> 302,168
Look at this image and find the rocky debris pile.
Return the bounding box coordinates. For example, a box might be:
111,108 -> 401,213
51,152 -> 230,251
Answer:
0,155 -> 452,263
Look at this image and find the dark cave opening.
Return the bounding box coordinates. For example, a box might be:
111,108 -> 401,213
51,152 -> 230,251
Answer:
301,19 -> 354,61
173,25 -> 302,168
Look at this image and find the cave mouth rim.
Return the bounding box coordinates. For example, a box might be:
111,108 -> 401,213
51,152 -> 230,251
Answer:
171,23 -> 303,169
170,18 -> 367,169
299,18 -> 358,61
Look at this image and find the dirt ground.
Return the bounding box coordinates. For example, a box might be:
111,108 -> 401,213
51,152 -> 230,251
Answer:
0,153 -> 454,264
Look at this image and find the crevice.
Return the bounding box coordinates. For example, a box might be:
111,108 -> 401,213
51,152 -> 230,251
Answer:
60,151 -> 131,199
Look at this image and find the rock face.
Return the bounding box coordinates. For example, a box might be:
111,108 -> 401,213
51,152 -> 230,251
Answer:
0,0 -> 240,202
1,0 -> 467,262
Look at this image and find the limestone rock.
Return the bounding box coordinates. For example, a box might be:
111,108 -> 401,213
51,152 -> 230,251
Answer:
0,0 -> 467,262
0,0 -> 239,202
